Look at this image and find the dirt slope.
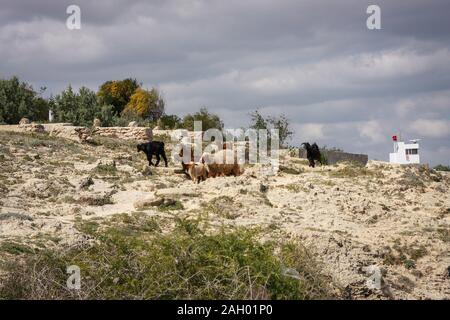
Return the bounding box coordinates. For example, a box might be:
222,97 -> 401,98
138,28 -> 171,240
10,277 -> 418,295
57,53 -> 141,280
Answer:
0,130 -> 449,299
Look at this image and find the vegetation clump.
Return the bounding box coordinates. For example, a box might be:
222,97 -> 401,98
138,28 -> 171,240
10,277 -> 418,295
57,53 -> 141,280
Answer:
399,171 -> 426,189
381,242 -> 428,269
78,194 -> 114,206
93,163 -> 117,175
434,165 -> 450,172
0,217 -> 338,300
330,163 -> 382,179
202,196 -> 241,219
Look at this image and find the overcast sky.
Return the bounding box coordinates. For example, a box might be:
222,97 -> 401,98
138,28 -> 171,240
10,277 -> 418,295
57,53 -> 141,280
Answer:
1,0 -> 450,165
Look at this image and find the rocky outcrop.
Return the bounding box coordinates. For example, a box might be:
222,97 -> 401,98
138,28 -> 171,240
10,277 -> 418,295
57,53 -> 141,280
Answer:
47,125 -> 92,143
134,196 -> 163,209
133,196 -> 177,210
20,123 -> 45,133
19,118 -> 30,125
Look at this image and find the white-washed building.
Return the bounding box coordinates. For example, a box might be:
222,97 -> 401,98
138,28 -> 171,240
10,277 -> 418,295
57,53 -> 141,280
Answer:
389,136 -> 420,164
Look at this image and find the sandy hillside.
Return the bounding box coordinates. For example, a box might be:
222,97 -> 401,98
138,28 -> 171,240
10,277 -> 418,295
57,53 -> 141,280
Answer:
0,129 -> 449,299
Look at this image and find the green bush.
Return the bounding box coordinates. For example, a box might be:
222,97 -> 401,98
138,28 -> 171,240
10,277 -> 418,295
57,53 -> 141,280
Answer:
159,114 -> 182,129
181,107 -> 224,131
320,151 -> 329,166
52,86 -> 100,127
97,104 -> 121,127
434,165 -> 450,172
0,76 -> 49,124
0,217 -> 338,300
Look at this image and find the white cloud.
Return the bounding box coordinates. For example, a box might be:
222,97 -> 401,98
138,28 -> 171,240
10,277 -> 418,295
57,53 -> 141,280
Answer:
238,49 -> 450,96
0,18 -> 106,66
294,123 -> 325,141
357,120 -> 386,144
395,90 -> 450,119
409,119 -> 450,138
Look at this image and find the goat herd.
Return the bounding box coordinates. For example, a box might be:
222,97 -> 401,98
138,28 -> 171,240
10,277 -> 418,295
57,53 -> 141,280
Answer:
137,141 -> 323,184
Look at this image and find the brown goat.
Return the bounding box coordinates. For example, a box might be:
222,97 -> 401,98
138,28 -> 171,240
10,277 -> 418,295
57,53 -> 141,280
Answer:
201,149 -> 243,178
184,162 -> 208,183
179,146 -> 194,172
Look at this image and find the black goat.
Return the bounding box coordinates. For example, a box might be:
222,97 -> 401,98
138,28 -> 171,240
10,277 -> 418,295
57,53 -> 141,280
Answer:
137,141 -> 168,167
302,142 -> 322,168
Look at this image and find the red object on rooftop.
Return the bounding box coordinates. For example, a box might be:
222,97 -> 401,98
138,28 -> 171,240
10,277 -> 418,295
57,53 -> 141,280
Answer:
392,135 -> 398,142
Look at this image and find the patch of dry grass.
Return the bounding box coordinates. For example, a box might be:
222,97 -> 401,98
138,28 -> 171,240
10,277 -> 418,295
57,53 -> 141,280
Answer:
201,196 -> 242,219
329,164 -> 383,179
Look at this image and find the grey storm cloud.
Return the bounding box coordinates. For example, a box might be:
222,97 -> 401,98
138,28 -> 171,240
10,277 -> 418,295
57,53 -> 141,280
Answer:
1,0 -> 450,165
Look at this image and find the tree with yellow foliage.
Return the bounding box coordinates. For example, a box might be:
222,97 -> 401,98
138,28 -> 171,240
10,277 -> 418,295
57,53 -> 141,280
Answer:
97,78 -> 139,114
121,88 -> 165,121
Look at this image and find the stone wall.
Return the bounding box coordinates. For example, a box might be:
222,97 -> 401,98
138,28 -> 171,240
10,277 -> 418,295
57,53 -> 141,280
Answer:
45,124 -> 91,143
41,124 -> 152,143
19,123 -> 45,133
92,127 -> 152,141
299,149 -> 368,166
0,123 -> 153,143
325,150 -> 368,166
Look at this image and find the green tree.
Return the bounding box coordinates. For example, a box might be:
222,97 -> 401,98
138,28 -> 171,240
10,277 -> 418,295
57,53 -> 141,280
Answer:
181,107 -> 224,131
159,114 -> 181,129
97,105 -> 118,127
0,76 -> 49,124
249,110 -> 293,147
32,97 -> 50,122
249,110 -> 268,130
97,78 -> 140,115
267,114 -> 293,147
53,86 -> 100,126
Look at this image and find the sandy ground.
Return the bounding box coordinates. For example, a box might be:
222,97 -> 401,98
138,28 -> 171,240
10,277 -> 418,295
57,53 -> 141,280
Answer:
0,129 -> 449,299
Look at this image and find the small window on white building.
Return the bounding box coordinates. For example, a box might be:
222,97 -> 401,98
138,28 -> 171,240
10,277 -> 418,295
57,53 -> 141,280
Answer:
406,149 -> 418,155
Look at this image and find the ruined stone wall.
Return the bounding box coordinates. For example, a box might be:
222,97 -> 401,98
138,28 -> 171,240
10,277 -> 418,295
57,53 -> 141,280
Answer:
0,123 -> 153,143
42,124 -> 152,142
325,151 -> 368,166
299,149 -> 368,166
46,124 -> 90,143
92,127 -> 152,141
